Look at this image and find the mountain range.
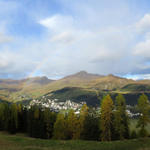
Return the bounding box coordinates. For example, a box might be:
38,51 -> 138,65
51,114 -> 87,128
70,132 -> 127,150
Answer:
0,71 -> 150,106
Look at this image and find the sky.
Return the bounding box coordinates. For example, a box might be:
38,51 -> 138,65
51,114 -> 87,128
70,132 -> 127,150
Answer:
1,0 -> 150,79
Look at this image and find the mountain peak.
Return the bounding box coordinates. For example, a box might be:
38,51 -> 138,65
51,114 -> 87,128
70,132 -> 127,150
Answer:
108,74 -> 114,76
23,76 -> 54,85
75,71 -> 88,75
106,74 -> 124,79
63,71 -> 102,81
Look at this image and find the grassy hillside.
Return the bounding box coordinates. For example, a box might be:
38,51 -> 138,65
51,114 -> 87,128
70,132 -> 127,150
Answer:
0,132 -> 150,150
121,83 -> 150,92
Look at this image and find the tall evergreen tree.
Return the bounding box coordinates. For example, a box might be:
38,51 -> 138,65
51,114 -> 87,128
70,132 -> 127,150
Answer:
137,94 -> 150,137
114,94 -> 129,140
100,94 -> 114,141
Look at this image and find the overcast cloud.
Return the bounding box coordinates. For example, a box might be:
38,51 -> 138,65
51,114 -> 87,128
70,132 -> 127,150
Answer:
0,0 -> 150,79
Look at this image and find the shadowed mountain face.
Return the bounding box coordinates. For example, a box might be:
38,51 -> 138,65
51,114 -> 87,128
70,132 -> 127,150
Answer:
0,71 -> 150,105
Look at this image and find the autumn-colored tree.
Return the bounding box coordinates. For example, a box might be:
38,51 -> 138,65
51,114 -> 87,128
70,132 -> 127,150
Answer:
114,94 -> 129,140
66,109 -> 79,139
79,104 -> 89,139
137,94 -> 150,137
53,112 -> 67,140
100,95 -> 114,141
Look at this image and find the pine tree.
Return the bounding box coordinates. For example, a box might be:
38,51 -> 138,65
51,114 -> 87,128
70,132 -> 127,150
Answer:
100,94 -> 114,141
137,94 -> 150,137
114,94 -> 129,140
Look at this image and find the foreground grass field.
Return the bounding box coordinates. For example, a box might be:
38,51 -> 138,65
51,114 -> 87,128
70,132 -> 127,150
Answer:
0,132 -> 150,150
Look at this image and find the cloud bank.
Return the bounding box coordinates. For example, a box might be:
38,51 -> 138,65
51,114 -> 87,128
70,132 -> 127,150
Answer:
0,0 -> 150,79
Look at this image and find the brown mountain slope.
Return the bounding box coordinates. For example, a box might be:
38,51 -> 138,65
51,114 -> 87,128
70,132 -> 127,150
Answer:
88,74 -> 135,90
0,71 -> 149,102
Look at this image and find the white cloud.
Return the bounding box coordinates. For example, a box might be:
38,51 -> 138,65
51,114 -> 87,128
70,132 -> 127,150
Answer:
39,15 -> 74,32
136,14 -> 150,34
134,38 -> 150,58
21,13 -> 136,77
134,14 -> 150,58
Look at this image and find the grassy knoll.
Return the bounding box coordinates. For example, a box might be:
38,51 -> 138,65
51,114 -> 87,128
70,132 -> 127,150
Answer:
0,132 -> 150,150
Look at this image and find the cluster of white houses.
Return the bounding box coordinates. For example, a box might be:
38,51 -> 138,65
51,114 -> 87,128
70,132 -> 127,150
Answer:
29,97 -> 85,113
28,96 -> 140,117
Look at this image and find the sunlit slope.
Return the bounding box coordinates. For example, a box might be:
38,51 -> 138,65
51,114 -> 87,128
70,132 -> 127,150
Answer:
31,73 -> 135,97
0,77 -> 54,101
1,71 -> 150,104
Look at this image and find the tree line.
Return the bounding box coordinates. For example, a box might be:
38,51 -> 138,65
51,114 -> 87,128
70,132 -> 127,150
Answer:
0,93 -> 150,141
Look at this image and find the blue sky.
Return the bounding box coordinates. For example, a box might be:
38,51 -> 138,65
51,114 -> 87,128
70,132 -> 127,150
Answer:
1,0 -> 150,79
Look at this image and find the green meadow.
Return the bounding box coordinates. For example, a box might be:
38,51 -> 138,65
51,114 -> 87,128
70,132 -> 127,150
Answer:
0,132 -> 150,150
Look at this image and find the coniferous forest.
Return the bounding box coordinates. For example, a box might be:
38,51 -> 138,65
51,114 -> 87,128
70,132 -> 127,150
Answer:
0,93 -> 149,141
